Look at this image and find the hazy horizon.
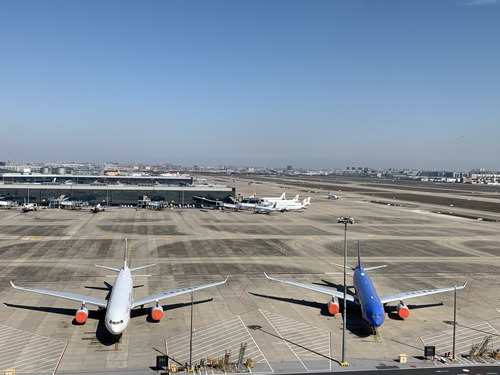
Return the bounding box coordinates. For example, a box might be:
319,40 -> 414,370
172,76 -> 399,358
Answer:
1,1 -> 499,171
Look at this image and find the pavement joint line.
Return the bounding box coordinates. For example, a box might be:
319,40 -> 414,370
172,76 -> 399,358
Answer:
261,310 -> 308,371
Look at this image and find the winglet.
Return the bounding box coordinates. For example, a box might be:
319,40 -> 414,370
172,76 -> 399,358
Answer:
264,272 -> 276,281
10,281 -> 16,288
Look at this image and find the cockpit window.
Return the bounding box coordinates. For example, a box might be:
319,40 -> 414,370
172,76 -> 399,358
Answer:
109,320 -> 124,325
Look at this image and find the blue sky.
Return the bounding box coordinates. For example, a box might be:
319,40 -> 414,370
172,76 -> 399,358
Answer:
1,0 -> 499,170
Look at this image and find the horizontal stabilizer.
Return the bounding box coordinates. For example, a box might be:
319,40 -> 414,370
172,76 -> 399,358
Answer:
330,263 -> 355,271
363,265 -> 387,271
130,263 -> 156,272
95,264 -> 121,272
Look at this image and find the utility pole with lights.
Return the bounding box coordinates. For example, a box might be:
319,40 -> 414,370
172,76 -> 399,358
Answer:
337,217 -> 354,367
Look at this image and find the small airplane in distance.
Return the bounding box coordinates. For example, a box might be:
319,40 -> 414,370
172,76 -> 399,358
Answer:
91,203 -> 105,213
261,192 -> 287,202
0,198 -> 17,209
10,239 -> 228,337
194,196 -> 242,211
22,203 -> 37,212
253,201 -> 280,214
265,243 -> 466,329
273,197 -> 310,211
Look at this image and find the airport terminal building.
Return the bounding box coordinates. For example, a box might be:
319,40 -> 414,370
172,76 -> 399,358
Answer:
0,171 -> 235,207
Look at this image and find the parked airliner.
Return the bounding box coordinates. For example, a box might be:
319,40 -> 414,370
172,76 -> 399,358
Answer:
91,203 -> 105,213
272,197 -> 309,211
10,239 -> 227,336
253,201 -> 280,214
261,192 -> 287,202
265,244 -> 466,328
263,194 -> 299,205
22,203 -> 37,212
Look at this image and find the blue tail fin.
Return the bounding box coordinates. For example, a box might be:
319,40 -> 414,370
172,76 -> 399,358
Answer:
357,240 -> 362,269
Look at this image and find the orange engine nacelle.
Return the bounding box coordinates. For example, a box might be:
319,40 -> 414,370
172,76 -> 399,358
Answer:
397,302 -> 410,319
327,299 -> 340,315
151,305 -> 164,321
75,306 -> 89,324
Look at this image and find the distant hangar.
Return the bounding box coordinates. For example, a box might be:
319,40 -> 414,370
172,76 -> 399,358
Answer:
0,172 -> 235,207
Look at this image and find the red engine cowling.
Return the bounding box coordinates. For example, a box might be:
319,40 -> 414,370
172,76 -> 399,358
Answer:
75,306 -> 89,324
397,302 -> 410,319
151,305 -> 164,321
327,299 -> 340,315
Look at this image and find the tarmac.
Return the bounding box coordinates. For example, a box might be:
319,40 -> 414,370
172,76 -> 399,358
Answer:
0,175 -> 499,374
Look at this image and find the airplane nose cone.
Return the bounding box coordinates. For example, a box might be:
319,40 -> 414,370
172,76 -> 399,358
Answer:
106,321 -> 126,336
372,316 -> 385,327
109,325 -> 125,335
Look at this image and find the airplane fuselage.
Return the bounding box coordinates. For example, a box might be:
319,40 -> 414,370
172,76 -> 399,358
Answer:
268,200 -> 299,210
105,267 -> 133,335
10,238 -> 228,338
353,267 -> 385,327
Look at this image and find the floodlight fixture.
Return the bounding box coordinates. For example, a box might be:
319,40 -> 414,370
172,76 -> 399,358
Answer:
337,217 -> 354,225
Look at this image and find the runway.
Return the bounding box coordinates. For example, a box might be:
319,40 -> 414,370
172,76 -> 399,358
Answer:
0,176 -> 499,373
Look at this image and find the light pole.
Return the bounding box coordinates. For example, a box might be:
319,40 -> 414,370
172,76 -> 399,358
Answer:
189,289 -> 194,370
337,217 -> 354,367
452,285 -> 458,362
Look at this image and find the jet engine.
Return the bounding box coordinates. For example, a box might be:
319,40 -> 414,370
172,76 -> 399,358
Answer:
151,304 -> 164,321
75,306 -> 89,324
327,298 -> 340,315
397,302 -> 410,319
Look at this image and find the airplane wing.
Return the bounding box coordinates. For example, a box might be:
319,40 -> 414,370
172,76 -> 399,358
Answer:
131,277 -> 228,308
379,282 -> 467,304
10,281 -> 108,308
264,273 -> 356,303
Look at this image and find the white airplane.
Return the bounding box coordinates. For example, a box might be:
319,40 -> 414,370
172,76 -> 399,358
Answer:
261,192 -> 287,202
0,198 -> 17,209
273,197 -> 309,211
238,202 -> 258,210
253,201 -> 281,214
194,196 -> 229,209
261,193 -> 300,203
59,200 -> 87,209
10,239 -> 228,336
91,203 -> 105,213
265,243 -> 466,328
22,203 -> 37,212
